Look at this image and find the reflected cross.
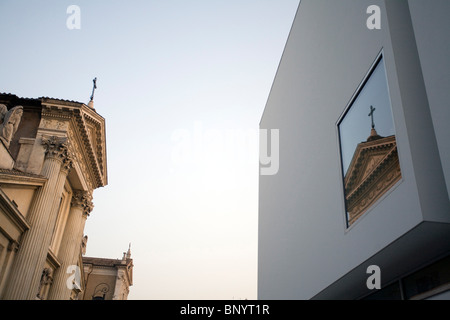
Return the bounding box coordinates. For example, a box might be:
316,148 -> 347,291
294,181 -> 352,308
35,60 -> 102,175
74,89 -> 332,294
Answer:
368,105 -> 376,129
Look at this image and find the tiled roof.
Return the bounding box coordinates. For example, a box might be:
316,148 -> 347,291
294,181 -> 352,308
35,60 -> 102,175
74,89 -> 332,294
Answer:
0,92 -> 40,102
0,92 -> 84,105
40,96 -> 84,104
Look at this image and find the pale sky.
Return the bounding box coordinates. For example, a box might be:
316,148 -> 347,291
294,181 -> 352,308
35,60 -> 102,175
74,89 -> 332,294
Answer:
0,0 -> 299,300
339,57 -> 396,175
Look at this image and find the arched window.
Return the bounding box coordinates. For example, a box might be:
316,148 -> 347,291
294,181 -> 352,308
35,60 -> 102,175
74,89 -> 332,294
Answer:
92,283 -> 109,300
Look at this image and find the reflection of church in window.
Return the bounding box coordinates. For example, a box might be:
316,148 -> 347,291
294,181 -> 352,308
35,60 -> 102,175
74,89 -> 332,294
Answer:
343,107 -> 402,226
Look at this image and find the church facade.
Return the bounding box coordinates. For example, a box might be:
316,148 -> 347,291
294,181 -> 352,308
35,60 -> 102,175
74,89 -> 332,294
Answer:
81,247 -> 133,300
258,0 -> 450,300
0,91 -> 131,300
344,131 -> 401,226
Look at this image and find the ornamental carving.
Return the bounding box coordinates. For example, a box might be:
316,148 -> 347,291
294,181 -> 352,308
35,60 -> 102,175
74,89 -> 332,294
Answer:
81,235 -> 88,255
36,268 -> 53,300
344,134 -> 402,226
71,190 -> 94,216
67,127 -> 94,191
41,118 -> 68,131
41,135 -> 74,172
0,105 -> 23,148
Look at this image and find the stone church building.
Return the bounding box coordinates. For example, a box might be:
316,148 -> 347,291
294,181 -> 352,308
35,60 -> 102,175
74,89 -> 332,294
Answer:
0,92 -> 133,300
82,246 -> 134,300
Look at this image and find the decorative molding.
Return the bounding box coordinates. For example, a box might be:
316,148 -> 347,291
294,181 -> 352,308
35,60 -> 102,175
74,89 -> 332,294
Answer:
41,105 -> 74,120
0,172 -> 46,186
344,135 -> 402,226
72,112 -> 106,189
47,249 -> 62,269
18,137 -> 35,145
347,154 -> 401,225
40,103 -> 107,190
84,112 -> 106,176
40,118 -> 69,131
345,137 -> 397,191
67,126 -> 93,191
0,188 -> 31,235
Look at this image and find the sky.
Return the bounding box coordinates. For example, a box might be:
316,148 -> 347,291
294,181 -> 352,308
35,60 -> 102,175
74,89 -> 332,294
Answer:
0,0 -> 299,300
339,57 -> 396,175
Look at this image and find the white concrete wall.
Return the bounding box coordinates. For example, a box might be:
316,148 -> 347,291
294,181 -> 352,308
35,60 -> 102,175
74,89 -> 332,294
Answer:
408,0 -> 450,200
258,0 -> 450,299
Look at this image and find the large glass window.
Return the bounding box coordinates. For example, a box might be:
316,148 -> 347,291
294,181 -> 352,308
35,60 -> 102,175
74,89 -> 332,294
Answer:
338,55 -> 401,227
362,255 -> 450,300
362,281 -> 402,300
402,255 -> 450,300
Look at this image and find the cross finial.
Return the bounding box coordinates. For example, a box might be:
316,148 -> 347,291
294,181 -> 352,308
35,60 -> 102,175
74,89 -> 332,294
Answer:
368,105 -> 376,129
90,77 -> 97,102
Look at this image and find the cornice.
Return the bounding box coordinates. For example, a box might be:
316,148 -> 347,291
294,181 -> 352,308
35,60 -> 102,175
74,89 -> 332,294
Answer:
2,94 -> 107,190
344,135 -> 397,188
41,105 -> 74,120
40,102 -> 107,190
344,134 -> 403,225
72,116 -> 104,189
347,154 -> 402,224
41,98 -> 84,109
83,111 -> 107,178
47,249 -> 62,269
346,147 -> 399,200
0,170 -> 46,186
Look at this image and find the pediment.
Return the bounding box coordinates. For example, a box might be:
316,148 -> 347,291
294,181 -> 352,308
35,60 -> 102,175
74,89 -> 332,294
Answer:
86,124 -> 97,154
42,102 -> 108,190
79,107 -> 107,188
361,154 -> 385,180
344,135 -> 397,195
1,96 -> 108,191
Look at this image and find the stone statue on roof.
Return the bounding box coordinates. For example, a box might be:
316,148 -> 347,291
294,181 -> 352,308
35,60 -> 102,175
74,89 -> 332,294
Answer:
0,105 -> 23,148
0,104 -> 8,123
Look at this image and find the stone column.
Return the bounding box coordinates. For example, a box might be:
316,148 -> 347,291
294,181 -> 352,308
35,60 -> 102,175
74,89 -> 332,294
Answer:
47,190 -> 93,300
113,270 -> 126,300
3,136 -> 73,300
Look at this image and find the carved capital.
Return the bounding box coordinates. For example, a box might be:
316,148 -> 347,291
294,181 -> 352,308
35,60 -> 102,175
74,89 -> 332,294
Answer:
60,156 -> 74,174
7,240 -> 20,253
41,135 -> 73,172
71,190 -> 94,216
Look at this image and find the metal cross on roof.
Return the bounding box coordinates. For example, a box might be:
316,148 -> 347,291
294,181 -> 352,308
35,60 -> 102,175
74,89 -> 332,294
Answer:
90,77 -> 97,102
368,105 -> 376,129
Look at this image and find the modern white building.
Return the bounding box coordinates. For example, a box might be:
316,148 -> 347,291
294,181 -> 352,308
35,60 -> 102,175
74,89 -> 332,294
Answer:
258,0 -> 450,300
